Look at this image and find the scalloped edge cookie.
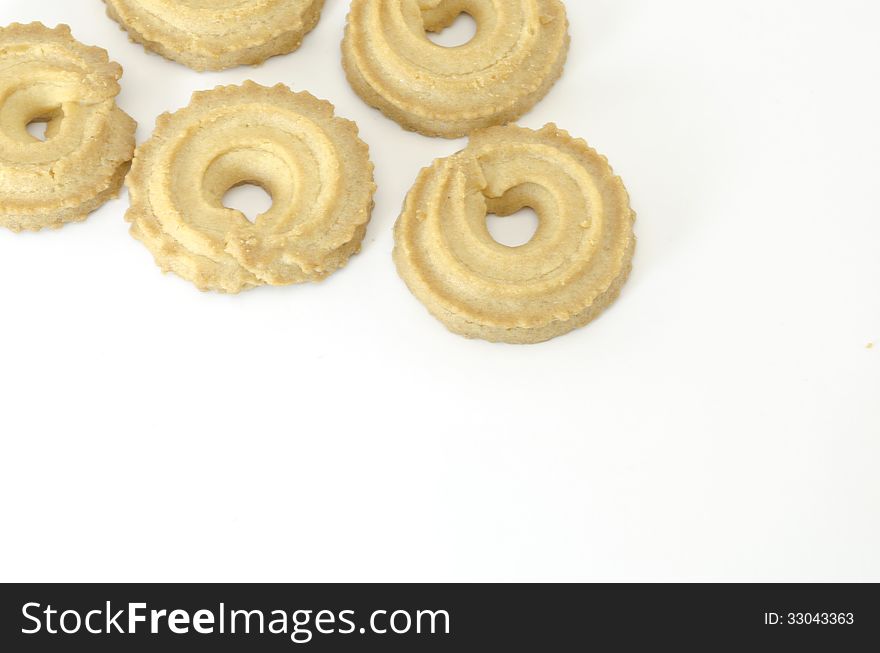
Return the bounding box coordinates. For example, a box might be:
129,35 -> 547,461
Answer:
103,0 -> 326,71
394,123 -> 636,344
342,0 -> 570,138
125,82 -> 376,293
0,22 -> 136,232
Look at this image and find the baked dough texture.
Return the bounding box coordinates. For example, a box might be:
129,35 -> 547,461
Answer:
342,0 -> 569,138
0,23 -> 136,232
126,82 -> 376,293
394,124 -> 635,344
103,0 -> 326,71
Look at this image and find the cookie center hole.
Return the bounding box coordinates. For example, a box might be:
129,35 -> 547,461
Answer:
486,207 -> 540,248
223,183 -> 273,223
426,12 -> 477,47
26,119 -> 50,141
25,106 -> 63,142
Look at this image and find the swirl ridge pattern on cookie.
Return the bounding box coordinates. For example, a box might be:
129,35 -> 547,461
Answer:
394,124 -> 635,343
126,82 -> 376,293
342,0 -> 569,138
0,23 -> 136,232
103,0 -> 326,71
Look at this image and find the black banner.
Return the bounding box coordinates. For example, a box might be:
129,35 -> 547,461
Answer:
1,583 -> 876,650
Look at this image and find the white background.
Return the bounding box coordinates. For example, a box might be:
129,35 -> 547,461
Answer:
1,0 -> 878,582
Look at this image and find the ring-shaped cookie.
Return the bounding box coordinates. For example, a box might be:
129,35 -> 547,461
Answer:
0,23 -> 136,232
126,82 -> 376,293
342,0 -> 569,138
103,0 -> 326,71
394,124 -> 636,344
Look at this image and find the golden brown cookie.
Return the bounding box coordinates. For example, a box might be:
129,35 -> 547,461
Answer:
342,0 -> 569,138
394,124 -> 635,344
0,23 -> 136,232
103,0 -> 326,71
125,82 -> 376,293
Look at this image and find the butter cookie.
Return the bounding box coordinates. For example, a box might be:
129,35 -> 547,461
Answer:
104,0 -> 325,71
0,23 -> 136,232
125,82 -> 376,293
342,0 -> 569,138
394,124 -> 635,344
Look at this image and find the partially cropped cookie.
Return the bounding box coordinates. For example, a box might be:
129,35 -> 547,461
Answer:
342,0 -> 569,138
103,0 -> 326,71
0,23 -> 136,232
126,82 -> 376,293
394,124 -> 635,344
